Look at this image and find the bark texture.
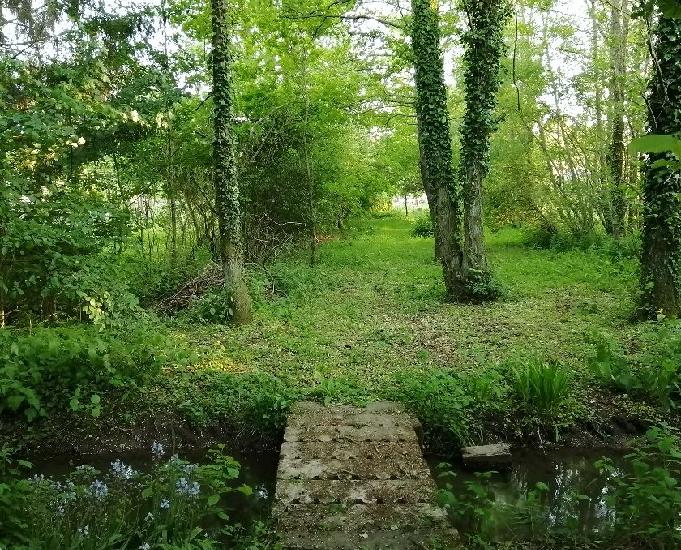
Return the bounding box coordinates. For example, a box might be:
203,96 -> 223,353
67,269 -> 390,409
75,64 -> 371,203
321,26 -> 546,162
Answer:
211,0 -> 252,324
640,14 -> 681,318
411,0 -> 465,299
608,0 -> 629,237
458,0 -> 509,293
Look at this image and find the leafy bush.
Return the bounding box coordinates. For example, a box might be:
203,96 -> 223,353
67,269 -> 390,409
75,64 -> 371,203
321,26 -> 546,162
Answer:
596,427 -> 681,548
0,323 -> 195,421
590,338 -> 681,410
0,182 -> 131,326
435,428 -> 681,548
510,359 -> 569,420
387,370 -> 472,447
185,288 -> 237,324
0,446 -> 259,550
522,222 -> 607,252
169,370 -> 292,434
411,214 -> 434,238
436,468 -> 497,540
462,268 -> 505,303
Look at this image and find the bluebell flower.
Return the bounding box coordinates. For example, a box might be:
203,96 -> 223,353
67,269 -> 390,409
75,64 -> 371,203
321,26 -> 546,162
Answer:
111,459 -> 136,480
176,477 -> 200,497
89,480 -> 108,499
151,442 -> 165,459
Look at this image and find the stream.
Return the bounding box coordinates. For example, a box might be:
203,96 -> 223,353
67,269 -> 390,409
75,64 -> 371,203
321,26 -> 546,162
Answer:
30,445 -> 627,540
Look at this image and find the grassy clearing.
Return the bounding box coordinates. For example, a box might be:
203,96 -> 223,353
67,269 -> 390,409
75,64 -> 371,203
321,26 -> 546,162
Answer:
5,214 -> 678,454
159,214 -> 671,447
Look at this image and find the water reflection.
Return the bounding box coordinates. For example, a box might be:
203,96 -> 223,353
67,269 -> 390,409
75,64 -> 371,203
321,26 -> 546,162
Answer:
430,448 -> 626,540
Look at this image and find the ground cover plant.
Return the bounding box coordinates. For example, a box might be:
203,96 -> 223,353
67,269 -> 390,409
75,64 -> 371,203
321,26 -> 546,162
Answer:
2,0 -> 681,546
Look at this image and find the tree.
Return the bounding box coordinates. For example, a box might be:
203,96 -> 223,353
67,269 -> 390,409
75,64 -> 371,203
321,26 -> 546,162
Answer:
211,0 -> 252,324
639,9 -> 681,318
458,0 -> 510,294
608,0 -> 630,237
410,0 -> 466,300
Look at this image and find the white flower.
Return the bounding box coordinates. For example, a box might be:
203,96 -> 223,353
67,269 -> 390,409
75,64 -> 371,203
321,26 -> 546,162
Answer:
130,110 -> 140,123
160,499 -> 170,509
139,544 -> 150,550
78,525 -> 89,536
77,137 -> 86,145
145,512 -> 154,521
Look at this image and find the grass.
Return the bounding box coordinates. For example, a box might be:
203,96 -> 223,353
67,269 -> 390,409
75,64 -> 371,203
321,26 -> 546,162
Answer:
153,214 -> 669,447
5,213 -> 677,454
180,215 -> 637,389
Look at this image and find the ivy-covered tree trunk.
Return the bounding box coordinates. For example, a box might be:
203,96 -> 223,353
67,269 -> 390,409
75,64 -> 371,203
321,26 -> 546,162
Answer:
640,13 -> 681,319
458,0 -> 509,293
608,0 -> 629,237
211,0 -> 252,324
410,0 -> 465,299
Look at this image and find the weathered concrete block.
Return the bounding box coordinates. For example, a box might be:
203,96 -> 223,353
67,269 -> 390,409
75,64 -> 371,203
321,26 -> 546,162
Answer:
274,402 -> 453,549
461,443 -> 512,467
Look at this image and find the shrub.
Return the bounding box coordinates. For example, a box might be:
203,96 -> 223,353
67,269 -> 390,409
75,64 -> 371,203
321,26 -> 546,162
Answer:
386,370 -> 472,447
185,288 -> 237,324
411,214 -> 434,238
510,359 -> 569,420
522,222 -> 607,252
596,427 -> 681,548
462,268 -> 505,303
0,323 -> 195,421
590,337 -> 681,410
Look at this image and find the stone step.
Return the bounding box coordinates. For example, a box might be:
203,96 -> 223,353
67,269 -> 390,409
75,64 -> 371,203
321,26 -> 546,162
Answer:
274,402 -> 453,550
276,503 -> 448,533
277,454 -> 431,481
279,528 -> 455,549
284,423 -> 419,443
275,479 -> 438,506
280,440 -> 423,461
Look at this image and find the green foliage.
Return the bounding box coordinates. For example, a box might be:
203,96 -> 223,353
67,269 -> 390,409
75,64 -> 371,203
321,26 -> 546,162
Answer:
168,370 -> 291,435
411,214 -> 434,238
435,428 -> 681,547
639,14 -> 681,318
186,288 -> 237,325
510,359 -> 570,420
0,323 -> 195,421
0,446 -> 260,549
590,336 -> 681,410
388,370 -> 472,446
0,183 -> 136,326
437,468 -> 497,541
462,268 -> 504,303
596,427 -> 681,548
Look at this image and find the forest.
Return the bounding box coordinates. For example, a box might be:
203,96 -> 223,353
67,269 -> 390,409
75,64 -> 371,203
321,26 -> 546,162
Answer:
1,0 -> 681,548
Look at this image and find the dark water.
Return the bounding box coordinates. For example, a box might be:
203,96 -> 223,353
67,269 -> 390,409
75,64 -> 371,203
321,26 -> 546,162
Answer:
428,447 -> 627,540
31,446 -> 625,536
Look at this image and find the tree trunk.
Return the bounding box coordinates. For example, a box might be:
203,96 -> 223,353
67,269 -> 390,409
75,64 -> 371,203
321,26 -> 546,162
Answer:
640,14 -> 681,319
411,0 -> 465,299
211,0 -> 252,324
458,0 -> 509,292
608,0 -> 629,237
301,53 -> 317,267
404,194 -> 409,217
